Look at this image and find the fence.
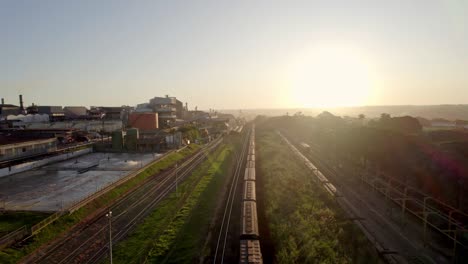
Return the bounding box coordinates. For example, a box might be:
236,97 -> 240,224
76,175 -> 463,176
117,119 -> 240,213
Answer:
26,149 -> 175,239
0,225 -> 29,250
30,211 -> 64,235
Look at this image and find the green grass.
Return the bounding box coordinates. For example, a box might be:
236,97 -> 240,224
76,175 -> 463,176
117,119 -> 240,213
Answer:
0,144 -> 200,264
111,143 -> 233,264
0,212 -> 50,235
150,144 -> 234,263
257,129 -> 380,264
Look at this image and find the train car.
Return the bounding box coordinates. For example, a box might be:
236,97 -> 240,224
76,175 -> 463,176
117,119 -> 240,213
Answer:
239,239 -> 263,264
248,147 -> 255,156
244,167 -> 256,181
247,154 -> 255,161
300,142 -> 310,149
246,160 -> 255,168
241,201 -> 259,238
243,180 -> 256,201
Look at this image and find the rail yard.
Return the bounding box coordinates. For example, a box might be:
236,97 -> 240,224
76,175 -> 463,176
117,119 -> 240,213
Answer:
1,120 -> 463,263
212,125 -> 263,264
19,138 -> 222,263
278,130 -> 460,263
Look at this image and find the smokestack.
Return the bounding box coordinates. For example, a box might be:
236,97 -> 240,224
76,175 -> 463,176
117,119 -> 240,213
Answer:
1,98 -> 4,104
19,94 -> 24,110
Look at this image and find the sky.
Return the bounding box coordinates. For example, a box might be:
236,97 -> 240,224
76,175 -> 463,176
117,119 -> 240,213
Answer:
1,0 -> 468,110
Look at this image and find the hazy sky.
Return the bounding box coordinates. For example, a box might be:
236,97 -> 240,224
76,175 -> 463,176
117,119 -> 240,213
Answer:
2,0 -> 467,109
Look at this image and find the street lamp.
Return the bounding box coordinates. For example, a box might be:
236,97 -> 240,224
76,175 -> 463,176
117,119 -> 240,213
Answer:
105,211 -> 113,264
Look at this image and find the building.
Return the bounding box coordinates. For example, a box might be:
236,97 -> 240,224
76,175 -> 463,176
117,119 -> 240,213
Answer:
0,95 -> 26,119
89,106 -> 133,122
36,106 -> 65,121
0,135 -> 57,162
89,106 -> 122,120
0,104 -> 21,120
134,103 -> 152,113
129,112 -> 159,130
148,96 -> 184,128
64,106 -> 88,119
183,110 -> 209,121
0,128 -> 75,140
431,118 -> 455,128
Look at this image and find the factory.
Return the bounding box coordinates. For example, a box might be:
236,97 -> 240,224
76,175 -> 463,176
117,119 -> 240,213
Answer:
134,95 -> 184,128
0,134 -> 57,162
0,95 -> 25,120
0,94 -> 241,157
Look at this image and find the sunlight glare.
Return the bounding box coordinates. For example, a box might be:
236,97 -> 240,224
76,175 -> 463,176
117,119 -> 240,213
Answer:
289,45 -> 377,108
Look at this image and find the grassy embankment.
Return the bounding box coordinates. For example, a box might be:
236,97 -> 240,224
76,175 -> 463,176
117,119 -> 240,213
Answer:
0,144 -> 200,264
0,212 -> 50,236
257,129 -> 380,264
111,141 -> 235,264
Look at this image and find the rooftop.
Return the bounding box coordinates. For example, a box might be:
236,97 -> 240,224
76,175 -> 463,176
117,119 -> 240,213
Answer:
0,135 -> 55,146
0,104 -> 20,108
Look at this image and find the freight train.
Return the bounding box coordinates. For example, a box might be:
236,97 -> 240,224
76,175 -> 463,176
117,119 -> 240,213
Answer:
240,126 -> 263,264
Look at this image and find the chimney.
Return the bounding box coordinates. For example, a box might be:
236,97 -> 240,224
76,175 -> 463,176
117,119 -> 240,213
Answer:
1,98 -> 4,104
19,94 -> 24,110
185,102 -> 188,111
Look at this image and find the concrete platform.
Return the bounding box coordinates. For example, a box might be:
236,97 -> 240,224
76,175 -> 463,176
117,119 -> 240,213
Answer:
0,152 -> 161,212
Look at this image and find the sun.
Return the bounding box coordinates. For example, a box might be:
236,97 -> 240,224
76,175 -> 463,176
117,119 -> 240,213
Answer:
289,44 -> 377,108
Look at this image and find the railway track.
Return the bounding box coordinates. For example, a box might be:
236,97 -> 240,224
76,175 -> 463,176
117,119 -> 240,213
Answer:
23,138 -> 222,264
213,127 -> 250,264
278,131 -> 449,264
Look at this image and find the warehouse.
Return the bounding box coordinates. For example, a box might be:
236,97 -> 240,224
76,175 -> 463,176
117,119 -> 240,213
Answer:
0,136 -> 57,162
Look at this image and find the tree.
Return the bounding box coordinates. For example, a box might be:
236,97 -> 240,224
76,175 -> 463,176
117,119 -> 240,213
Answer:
391,116 -> 422,134
375,114 -> 422,134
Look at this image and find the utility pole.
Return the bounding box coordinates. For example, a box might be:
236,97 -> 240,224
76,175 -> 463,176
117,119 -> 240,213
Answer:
106,211 -> 113,264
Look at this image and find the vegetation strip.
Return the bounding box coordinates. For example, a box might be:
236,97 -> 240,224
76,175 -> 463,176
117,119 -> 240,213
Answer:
112,144 -> 232,263
256,129 -> 379,263
0,145 -> 200,264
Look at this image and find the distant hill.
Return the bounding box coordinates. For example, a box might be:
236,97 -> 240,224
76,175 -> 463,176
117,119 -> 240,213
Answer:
221,105 -> 468,120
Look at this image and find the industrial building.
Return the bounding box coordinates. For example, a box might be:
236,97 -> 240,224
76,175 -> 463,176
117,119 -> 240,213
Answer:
135,95 -> 184,128
129,112 -> 159,130
35,106 -> 66,121
0,135 -> 57,162
64,106 -> 88,119
0,95 -> 25,119
0,128 -> 74,138
0,104 -> 21,119
89,106 -> 133,121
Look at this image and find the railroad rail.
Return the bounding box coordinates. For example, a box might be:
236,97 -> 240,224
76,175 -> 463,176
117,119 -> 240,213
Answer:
239,126 -> 263,264
292,133 -> 468,262
22,138 -> 223,264
278,131 -> 435,264
212,125 -> 263,264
